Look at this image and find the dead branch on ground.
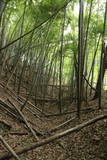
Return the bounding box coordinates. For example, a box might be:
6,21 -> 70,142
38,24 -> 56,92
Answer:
0,114 -> 107,160
8,99 -> 39,141
0,135 -> 21,160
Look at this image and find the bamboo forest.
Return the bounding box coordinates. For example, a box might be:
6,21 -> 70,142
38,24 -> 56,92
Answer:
0,0 -> 107,159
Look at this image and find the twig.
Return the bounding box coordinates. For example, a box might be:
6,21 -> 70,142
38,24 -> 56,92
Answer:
0,114 -> 107,160
0,135 -> 21,160
49,117 -> 76,133
8,99 -> 39,141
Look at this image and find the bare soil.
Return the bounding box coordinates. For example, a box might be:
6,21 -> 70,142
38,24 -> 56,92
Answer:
0,83 -> 107,160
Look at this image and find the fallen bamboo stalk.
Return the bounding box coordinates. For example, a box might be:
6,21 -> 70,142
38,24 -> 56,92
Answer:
0,135 -> 21,160
49,117 -> 76,133
0,99 -> 43,137
0,82 -> 44,115
0,103 -> 19,121
8,99 -> 39,141
18,95 -> 46,115
7,92 -> 42,120
0,99 -> 17,115
0,114 -> 107,160
45,107 -> 96,117
8,90 -> 43,121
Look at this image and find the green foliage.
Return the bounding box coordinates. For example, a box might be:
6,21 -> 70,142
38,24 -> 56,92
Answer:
0,0 -> 106,87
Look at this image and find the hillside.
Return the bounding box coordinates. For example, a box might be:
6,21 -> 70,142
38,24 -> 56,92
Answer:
0,82 -> 107,160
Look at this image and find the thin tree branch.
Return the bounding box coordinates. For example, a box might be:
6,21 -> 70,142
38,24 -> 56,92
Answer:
0,114 -> 107,160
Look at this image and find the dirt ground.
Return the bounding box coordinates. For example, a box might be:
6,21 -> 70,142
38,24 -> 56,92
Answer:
0,83 -> 107,160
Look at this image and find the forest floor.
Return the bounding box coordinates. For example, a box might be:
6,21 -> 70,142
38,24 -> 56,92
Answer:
0,82 -> 107,160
